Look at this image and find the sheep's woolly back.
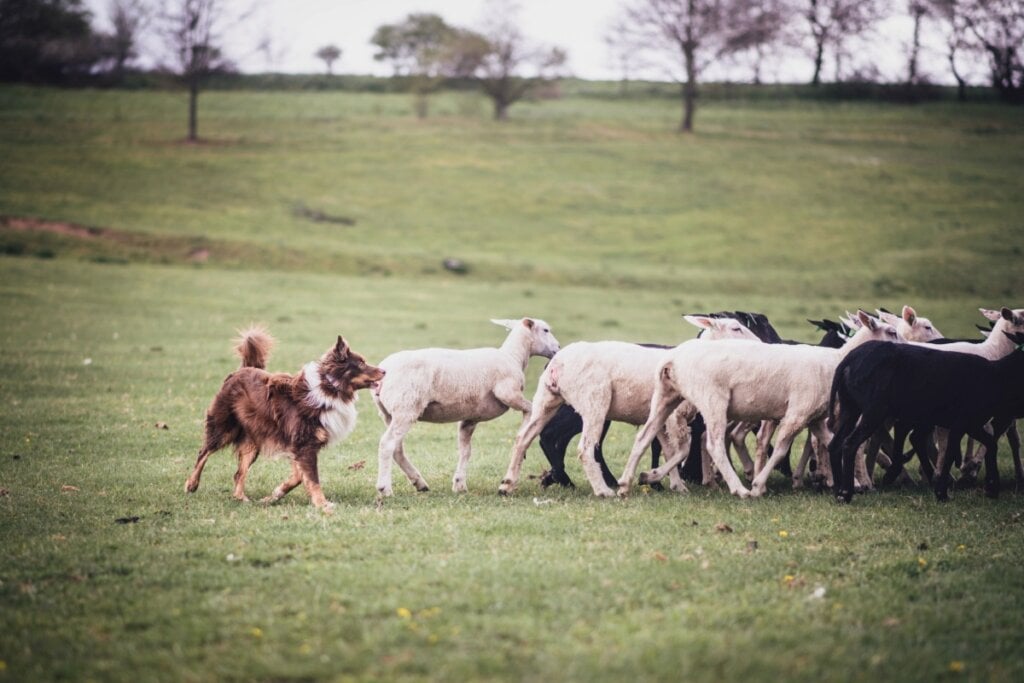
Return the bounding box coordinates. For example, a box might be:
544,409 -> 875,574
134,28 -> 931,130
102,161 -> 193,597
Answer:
235,325 -> 275,369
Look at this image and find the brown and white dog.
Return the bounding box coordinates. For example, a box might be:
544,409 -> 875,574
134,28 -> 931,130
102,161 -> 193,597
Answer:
184,326 -> 384,511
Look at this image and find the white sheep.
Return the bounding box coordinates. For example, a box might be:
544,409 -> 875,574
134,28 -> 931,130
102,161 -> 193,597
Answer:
618,311 -> 902,498
372,318 -> 559,495
876,305 -> 944,342
498,315 -> 761,497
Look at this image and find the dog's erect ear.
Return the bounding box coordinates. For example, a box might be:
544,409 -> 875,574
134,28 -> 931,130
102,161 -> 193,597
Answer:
902,305 -> 917,325
335,335 -> 349,359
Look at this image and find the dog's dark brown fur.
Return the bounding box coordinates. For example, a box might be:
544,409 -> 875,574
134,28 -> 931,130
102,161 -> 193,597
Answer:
185,326 -> 384,510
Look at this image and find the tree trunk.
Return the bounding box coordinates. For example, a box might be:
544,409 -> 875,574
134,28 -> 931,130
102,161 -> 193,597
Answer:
493,98 -> 508,121
949,51 -> 967,102
188,77 -> 199,141
908,10 -> 923,85
811,39 -> 825,86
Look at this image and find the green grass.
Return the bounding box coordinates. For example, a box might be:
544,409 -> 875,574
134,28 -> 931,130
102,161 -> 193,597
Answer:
1,85 -> 1023,682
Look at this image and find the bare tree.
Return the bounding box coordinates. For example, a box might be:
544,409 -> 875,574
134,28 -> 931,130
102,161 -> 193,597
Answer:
472,2 -> 567,121
621,0 -> 780,132
925,0 -> 971,100
960,0 -> 1024,102
906,1 -> 928,85
315,44 -> 341,75
604,16 -> 647,94
799,0 -> 883,85
157,0 -> 252,141
107,0 -> 150,80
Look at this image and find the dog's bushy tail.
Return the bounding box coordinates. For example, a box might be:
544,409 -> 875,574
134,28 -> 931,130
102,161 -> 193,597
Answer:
235,325 -> 274,369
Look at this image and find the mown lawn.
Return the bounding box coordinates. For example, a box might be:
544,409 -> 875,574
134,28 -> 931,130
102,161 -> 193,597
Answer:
0,85 -> 1022,682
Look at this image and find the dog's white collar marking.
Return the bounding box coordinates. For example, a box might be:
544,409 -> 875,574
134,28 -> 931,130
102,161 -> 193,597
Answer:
303,362 -> 357,444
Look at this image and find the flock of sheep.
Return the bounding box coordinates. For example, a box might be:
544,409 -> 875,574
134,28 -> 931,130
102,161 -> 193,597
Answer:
371,306 -> 1024,504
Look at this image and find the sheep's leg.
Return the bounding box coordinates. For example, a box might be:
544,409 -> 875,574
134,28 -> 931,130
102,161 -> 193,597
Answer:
638,419 -> 692,493
594,420 -> 619,488
753,420 -> 777,477
881,422 -> 910,487
704,417 -> 751,498
700,432 -> 719,488
377,416 -> 416,496
499,385 -> 563,496
729,422 -> 756,480
452,420 -> 477,493
793,437 -> 814,489
934,429 -> 964,503
853,442 -> 874,492
232,442 -> 260,502
1007,420 -> 1024,489
262,461 -> 303,504
617,382 -> 685,495
969,426 -> 1000,499
578,415 -> 616,498
909,428 -> 936,485
749,419 -> 804,498
539,407 -> 581,488
392,442 -> 429,492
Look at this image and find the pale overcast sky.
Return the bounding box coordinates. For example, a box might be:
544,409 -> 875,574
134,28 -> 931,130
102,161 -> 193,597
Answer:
85,0 -> 980,85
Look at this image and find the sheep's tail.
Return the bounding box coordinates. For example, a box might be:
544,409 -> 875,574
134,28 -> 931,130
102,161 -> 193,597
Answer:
826,366 -> 846,431
235,325 -> 274,369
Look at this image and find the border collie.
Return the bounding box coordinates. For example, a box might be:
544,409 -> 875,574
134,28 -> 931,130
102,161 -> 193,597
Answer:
184,326 -> 384,511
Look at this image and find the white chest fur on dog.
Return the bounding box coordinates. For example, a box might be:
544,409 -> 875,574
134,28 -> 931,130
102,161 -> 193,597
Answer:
304,362 -> 358,445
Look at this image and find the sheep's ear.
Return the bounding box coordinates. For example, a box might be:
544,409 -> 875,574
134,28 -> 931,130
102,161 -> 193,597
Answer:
876,310 -> 900,326
1001,307 -> 1015,322
490,319 -> 517,330
902,306 -> 917,325
683,315 -> 714,330
522,318 -> 535,329
857,310 -> 878,331
979,308 -> 1001,322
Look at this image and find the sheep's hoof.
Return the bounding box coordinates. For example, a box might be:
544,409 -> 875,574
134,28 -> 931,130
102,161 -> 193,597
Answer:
791,478 -> 804,490
934,490 -> 950,503
955,474 -> 979,490
377,485 -> 393,497
233,494 -> 251,503
984,484 -> 1000,499
498,481 -> 513,496
319,501 -> 336,514
616,485 -> 630,498
416,483 -> 430,493
451,481 -> 467,493
670,483 -> 689,495
835,493 -> 851,505
734,488 -> 751,499
594,489 -> 615,499
749,486 -> 765,498
184,480 -> 199,493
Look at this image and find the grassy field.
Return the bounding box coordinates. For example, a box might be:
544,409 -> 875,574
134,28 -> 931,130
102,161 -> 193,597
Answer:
1,85 -> 1023,682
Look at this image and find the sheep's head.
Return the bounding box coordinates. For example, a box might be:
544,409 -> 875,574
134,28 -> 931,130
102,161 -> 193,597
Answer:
683,315 -> 760,341
491,318 -> 560,358
877,306 -> 943,342
850,310 -> 902,345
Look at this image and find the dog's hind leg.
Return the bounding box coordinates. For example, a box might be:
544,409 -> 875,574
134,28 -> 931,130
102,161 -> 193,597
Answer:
232,442 -> 260,502
185,410 -> 237,493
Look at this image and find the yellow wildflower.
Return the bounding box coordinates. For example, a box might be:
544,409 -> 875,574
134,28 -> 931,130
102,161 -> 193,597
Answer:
778,530 -> 789,538
396,607 -> 412,619
917,557 -> 928,568
249,627 -> 263,639
949,661 -> 965,673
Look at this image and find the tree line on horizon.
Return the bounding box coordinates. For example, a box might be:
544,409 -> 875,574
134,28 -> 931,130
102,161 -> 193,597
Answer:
1,0 -> 1021,137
